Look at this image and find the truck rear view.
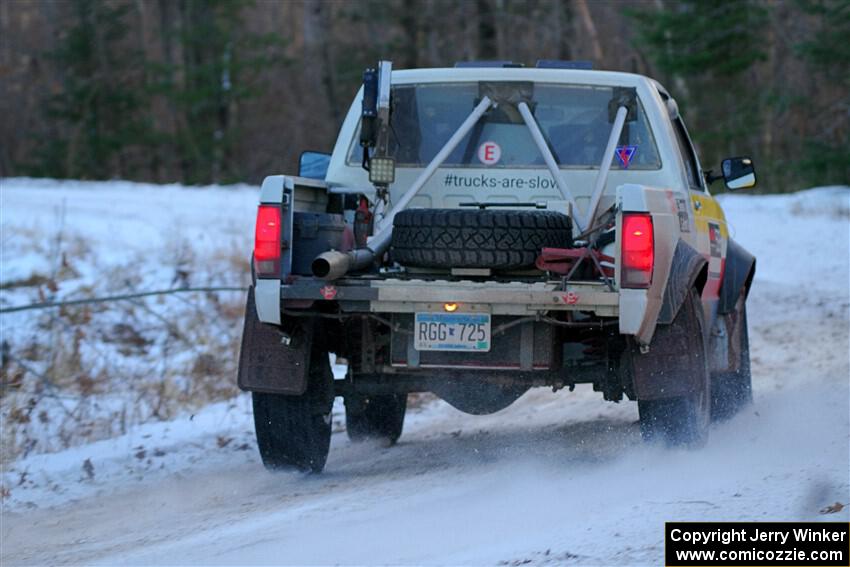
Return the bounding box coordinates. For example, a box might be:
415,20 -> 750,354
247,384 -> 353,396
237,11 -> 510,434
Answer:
238,61 -> 756,472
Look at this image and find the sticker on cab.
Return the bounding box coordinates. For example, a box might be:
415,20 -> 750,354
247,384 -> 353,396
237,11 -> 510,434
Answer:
477,141 -> 501,165
616,145 -> 637,169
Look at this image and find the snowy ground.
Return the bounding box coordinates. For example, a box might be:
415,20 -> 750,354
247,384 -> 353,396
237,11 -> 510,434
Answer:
0,178 -> 257,458
1,180 -> 848,566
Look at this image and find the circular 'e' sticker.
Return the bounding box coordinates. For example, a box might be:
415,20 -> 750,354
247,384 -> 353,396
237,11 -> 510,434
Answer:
477,141 -> 501,165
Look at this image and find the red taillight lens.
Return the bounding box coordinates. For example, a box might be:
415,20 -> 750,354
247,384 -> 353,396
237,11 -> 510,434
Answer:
621,213 -> 654,288
254,204 -> 281,277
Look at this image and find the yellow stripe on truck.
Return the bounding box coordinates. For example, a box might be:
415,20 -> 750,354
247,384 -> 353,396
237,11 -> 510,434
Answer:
691,194 -> 729,238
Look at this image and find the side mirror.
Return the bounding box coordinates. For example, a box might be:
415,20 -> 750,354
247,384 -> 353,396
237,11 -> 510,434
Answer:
721,156 -> 756,190
298,151 -> 331,180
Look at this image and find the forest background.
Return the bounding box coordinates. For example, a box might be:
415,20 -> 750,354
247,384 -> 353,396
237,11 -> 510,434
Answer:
1,0 -> 847,191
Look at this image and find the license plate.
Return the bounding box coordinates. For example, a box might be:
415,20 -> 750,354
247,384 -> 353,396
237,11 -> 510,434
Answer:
414,312 -> 491,352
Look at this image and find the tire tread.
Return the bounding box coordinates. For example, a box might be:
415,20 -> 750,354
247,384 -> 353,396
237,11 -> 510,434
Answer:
391,208 -> 572,270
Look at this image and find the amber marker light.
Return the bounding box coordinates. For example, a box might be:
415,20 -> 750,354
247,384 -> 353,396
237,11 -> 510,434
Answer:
443,303 -> 459,312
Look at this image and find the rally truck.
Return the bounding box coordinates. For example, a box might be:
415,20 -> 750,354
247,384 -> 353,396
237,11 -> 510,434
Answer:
238,60 -> 757,472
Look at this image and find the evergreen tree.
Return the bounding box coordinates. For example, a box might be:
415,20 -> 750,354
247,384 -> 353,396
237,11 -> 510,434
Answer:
794,0 -> 850,185
33,0 -> 150,179
627,1 -> 769,187
152,0 -> 282,185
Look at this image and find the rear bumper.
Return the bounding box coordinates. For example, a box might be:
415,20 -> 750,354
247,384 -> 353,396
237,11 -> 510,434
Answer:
280,276 -> 619,317
263,276 -> 647,381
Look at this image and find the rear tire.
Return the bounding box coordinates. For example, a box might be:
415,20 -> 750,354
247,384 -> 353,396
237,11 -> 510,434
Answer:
636,287 -> 711,447
252,337 -> 333,473
345,394 -> 406,445
638,395 -> 709,446
710,291 -> 752,421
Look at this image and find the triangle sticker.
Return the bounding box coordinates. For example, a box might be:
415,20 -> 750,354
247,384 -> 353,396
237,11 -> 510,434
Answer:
616,145 -> 637,169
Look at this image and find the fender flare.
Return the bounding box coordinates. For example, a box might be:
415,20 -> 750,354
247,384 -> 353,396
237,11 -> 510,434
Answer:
718,239 -> 756,314
657,240 -> 708,325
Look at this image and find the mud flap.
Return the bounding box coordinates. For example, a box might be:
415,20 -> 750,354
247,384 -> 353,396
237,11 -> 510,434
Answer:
627,345 -> 704,399
237,286 -> 312,395
630,287 -> 708,400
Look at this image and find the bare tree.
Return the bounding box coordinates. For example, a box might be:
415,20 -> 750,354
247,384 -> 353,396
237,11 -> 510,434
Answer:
573,0 -> 603,62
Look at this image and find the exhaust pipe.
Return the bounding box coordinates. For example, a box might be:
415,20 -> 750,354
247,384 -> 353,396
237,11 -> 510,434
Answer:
311,251 -> 352,280
312,229 -> 393,280
311,249 -> 374,280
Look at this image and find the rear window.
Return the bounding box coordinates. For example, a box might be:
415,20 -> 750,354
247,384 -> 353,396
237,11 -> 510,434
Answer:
347,82 -> 661,169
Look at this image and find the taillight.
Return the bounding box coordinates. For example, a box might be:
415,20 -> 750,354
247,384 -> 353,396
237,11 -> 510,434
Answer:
254,204 -> 281,277
621,213 -> 654,288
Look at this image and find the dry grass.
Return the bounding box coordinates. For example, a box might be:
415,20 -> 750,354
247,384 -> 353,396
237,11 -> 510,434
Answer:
1,231 -> 249,463
790,198 -> 850,219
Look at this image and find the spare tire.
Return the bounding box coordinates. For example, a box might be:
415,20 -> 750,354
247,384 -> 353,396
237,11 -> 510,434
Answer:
433,381 -> 528,415
391,208 -> 572,270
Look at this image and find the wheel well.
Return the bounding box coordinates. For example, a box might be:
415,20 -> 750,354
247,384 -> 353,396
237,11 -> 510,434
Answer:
657,240 -> 708,325
743,259 -> 756,299
693,262 -> 709,296
719,239 -> 757,314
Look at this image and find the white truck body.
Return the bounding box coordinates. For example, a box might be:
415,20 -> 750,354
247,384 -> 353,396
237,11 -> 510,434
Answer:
256,67 -> 731,346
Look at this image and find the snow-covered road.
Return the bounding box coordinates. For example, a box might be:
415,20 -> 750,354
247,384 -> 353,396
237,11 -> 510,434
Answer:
2,182 -> 848,566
